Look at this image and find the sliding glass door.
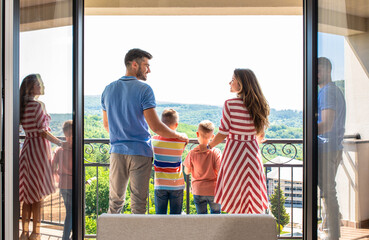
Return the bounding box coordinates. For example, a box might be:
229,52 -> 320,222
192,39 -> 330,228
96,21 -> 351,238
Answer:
13,0 -> 84,239
305,1 -> 369,240
316,1 -> 369,240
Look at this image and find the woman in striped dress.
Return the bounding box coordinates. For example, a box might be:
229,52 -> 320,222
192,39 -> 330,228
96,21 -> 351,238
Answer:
19,74 -> 64,240
195,69 -> 270,214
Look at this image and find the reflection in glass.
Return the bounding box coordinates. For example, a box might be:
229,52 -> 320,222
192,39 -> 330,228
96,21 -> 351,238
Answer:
51,120 -> 73,240
19,74 -> 63,240
19,0 -> 73,239
317,57 -> 346,240
318,1 -> 369,239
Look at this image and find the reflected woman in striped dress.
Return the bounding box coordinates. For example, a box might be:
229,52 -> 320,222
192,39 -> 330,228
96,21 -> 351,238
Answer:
195,69 -> 270,214
19,74 -> 63,240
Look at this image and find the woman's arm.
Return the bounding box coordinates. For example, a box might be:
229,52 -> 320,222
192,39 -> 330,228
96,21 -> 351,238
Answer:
256,129 -> 266,144
41,130 -> 63,146
208,133 -> 227,149
194,132 -> 227,152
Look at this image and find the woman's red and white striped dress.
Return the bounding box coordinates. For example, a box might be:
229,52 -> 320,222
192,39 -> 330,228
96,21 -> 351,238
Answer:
214,98 -> 268,214
19,99 -> 55,204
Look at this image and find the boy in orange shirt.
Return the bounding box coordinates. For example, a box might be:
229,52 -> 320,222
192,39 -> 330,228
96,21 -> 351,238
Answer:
183,120 -> 222,214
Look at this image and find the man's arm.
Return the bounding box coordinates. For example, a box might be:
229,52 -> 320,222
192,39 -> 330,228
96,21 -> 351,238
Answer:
318,109 -> 335,134
143,108 -> 188,141
102,110 -> 109,133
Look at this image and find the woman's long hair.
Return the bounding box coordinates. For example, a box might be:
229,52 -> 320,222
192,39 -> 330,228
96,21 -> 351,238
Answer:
19,74 -> 41,121
234,69 -> 270,134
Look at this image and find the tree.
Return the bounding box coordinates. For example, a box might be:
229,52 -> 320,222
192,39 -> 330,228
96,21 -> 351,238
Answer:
270,184 -> 290,230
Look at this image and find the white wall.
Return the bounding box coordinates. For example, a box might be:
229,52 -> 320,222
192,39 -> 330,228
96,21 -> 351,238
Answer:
344,35 -> 369,139
338,141 -> 369,226
336,34 -> 369,227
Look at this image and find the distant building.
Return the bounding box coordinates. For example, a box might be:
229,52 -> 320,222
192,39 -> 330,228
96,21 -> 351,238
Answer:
266,156 -> 303,207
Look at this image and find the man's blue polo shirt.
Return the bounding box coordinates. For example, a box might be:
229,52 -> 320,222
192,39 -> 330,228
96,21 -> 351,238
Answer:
101,76 -> 156,157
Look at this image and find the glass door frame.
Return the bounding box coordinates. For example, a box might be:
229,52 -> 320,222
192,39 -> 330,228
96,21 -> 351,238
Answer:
72,0 -> 84,239
12,0 -> 20,238
303,0 -> 318,239
10,0 -> 85,239
0,0 -> 4,238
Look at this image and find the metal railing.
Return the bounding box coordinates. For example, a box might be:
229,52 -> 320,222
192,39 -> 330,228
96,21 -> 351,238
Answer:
20,134 -> 363,239
262,139 -> 303,239
83,138 -> 304,239
19,136 -> 304,239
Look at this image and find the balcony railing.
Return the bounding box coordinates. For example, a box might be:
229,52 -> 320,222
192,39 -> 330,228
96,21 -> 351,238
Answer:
82,138 -> 304,239
20,137 -> 304,239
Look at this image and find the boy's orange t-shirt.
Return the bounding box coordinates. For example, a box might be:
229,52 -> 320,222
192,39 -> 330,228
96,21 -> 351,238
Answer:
183,148 -> 221,196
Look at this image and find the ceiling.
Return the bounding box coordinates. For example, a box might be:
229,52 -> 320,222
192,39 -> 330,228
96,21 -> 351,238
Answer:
320,0 -> 369,18
19,0 -> 369,35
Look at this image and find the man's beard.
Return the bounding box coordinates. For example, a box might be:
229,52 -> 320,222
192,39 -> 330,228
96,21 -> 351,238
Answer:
136,65 -> 147,81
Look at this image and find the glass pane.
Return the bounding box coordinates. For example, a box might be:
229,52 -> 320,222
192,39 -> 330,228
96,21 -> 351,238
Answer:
317,1 -> 369,239
19,1 -> 73,239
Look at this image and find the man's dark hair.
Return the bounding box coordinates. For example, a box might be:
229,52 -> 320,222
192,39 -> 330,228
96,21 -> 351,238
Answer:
318,57 -> 332,71
124,48 -> 152,67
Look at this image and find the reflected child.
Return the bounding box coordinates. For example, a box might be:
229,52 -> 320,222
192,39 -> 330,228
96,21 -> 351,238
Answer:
52,120 -> 73,240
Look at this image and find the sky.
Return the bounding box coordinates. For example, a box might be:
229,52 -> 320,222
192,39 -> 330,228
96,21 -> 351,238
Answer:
20,15 -> 308,113
85,15 -> 304,110
318,32 -> 345,81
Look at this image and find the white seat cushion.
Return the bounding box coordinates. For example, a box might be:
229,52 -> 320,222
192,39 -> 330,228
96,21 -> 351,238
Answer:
97,214 -> 277,240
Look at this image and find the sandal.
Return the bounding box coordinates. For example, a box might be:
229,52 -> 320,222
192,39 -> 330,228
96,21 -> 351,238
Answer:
29,232 -> 41,240
20,231 -> 29,240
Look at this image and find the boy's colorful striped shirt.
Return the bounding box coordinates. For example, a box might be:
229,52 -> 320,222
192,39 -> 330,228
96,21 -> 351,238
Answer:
152,135 -> 187,190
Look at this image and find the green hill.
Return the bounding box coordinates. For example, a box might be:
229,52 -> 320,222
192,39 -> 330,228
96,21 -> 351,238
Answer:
47,95 -> 303,140
85,95 -> 223,126
49,113 -> 73,137
85,95 -> 302,129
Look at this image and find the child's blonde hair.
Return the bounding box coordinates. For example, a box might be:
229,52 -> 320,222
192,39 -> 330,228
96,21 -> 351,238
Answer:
62,120 -> 73,136
234,69 -> 270,134
161,108 -> 179,127
198,120 -> 215,135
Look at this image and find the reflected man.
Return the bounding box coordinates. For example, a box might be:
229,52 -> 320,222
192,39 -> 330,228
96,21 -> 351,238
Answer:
317,57 -> 346,240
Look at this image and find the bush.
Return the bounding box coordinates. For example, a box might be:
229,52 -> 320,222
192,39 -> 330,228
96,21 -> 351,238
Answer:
85,168 -> 110,216
85,214 -> 97,234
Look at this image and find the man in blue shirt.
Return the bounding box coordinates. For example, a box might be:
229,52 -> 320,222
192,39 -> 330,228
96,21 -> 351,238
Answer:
317,57 -> 346,240
102,48 -> 188,214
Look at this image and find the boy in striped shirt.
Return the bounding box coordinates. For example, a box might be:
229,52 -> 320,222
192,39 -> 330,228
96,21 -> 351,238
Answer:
152,108 -> 187,214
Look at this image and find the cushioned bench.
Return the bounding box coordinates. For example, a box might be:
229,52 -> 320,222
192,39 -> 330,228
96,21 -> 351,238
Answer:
97,214 -> 277,240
